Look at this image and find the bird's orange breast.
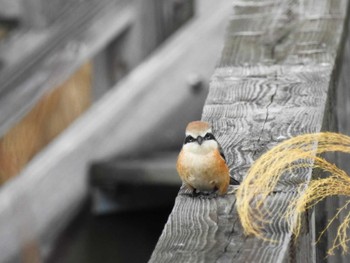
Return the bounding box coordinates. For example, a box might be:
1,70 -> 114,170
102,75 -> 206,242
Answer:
176,149 -> 230,194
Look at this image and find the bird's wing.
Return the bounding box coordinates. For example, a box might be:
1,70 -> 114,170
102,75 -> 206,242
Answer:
229,176 -> 240,185
217,141 -> 226,162
217,141 -> 240,185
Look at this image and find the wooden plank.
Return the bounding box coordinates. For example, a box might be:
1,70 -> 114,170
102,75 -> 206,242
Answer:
149,0 -> 349,262
0,0 -> 229,261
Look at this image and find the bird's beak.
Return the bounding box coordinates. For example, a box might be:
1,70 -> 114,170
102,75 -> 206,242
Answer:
197,136 -> 203,145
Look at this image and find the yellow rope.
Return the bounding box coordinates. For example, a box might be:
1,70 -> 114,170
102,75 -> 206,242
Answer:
236,132 -> 350,254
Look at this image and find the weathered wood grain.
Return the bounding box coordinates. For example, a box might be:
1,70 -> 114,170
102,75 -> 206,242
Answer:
150,0 -> 349,262
0,1 -> 229,261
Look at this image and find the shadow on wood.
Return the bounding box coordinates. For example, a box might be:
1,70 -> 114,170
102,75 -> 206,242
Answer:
89,152 -> 181,214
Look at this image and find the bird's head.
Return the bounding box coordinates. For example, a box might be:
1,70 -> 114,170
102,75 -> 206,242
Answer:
183,121 -> 218,154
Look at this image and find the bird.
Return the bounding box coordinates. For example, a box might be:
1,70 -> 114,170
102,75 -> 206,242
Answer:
176,120 -> 239,197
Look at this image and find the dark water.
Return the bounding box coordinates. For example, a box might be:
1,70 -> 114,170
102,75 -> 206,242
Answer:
47,204 -> 173,263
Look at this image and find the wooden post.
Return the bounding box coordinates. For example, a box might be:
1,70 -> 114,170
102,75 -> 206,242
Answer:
149,0 -> 349,262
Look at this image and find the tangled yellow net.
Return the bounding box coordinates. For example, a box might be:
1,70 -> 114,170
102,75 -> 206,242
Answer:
236,132 -> 350,255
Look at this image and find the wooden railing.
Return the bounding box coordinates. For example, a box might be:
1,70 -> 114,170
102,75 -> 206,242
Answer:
149,0 -> 350,262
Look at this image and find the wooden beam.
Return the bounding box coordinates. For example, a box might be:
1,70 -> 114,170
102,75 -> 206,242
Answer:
150,0 -> 349,262
0,0 -> 229,261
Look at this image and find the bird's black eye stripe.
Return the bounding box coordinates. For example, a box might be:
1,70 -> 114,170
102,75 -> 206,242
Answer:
204,133 -> 215,141
184,135 -> 196,144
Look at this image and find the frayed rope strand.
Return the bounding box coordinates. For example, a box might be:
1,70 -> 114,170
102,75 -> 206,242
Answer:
236,132 -> 350,254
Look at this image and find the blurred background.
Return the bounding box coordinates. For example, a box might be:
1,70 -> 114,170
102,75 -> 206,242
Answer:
0,0 -> 229,262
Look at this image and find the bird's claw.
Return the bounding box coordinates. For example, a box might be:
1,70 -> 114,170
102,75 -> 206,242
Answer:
191,189 -> 200,198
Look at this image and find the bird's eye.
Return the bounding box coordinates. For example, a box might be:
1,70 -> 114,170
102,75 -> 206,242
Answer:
184,135 -> 195,144
204,133 -> 215,140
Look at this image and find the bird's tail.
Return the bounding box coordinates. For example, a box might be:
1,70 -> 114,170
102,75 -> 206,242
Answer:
230,176 -> 240,185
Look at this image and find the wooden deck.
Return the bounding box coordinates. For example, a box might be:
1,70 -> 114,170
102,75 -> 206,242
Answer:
149,0 -> 350,262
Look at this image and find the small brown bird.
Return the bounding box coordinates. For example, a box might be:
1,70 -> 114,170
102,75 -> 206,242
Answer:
176,121 -> 239,196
